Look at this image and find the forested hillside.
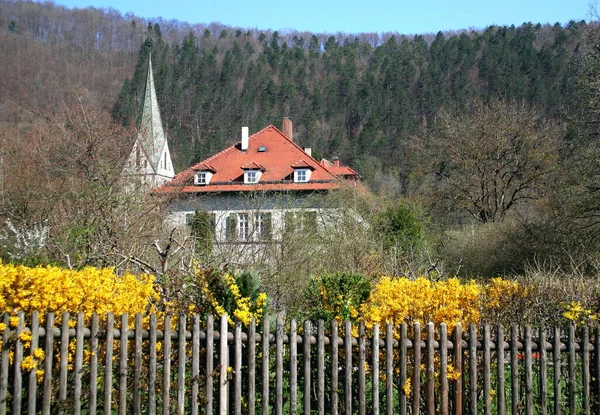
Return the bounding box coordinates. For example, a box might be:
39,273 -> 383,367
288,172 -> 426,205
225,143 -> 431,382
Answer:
111,22 -> 585,192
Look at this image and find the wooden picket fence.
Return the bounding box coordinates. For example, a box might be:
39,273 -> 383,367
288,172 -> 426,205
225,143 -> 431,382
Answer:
0,311 -> 598,414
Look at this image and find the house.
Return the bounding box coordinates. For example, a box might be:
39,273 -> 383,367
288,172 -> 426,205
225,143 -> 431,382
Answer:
157,119 -> 362,245
123,54 -> 175,189
131,57 -> 362,248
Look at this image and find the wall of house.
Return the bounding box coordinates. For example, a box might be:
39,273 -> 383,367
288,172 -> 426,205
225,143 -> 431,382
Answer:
167,191 -> 331,243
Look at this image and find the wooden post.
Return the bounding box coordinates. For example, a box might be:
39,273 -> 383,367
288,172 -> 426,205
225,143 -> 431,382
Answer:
539,326 -> 548,415
358,321 -> 366,415
262,317 -> 270,415
119,313 -> 129,415
219,315 -> 228,415
276,317 -> 283,415
42,313 -> 55,415
412,322 -> 421,415
317,320 -> 325,415
426,322 -> 435,415
163,315 -> 172,415
104,313 -> 114,415
178,314 -> 187,415
453,323 -> 463,415
385,322 -> 394,415
205,314 -> 214,415
248,319 -> 256,415
74,313 -> 84,415
344,321 -> 352,415
13,312 -> 24,415
290,319 -> 297,415
89,313 -> 99,415
304,320 -> 311,415
372,323 -> 380,415
27,311 -> 40,415
497,325 -> 505,415
399,322 -> 407,415
331,320 -> 339,415
440,323 -> 449,415
59,312 -> 69,415
191,314 -> 200,415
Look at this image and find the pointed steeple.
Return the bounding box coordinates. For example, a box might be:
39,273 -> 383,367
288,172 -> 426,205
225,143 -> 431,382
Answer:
124,53 -> 175,189
139,52 -> 168,172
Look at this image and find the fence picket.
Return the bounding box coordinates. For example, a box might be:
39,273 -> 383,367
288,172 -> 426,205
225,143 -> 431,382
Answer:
372,323 -> 380,415
385,322 -> 393,415
119,313 -> 128,415
163,315 -> 172,415
89,313 -> 99,415
426,322 -> 435,415
191,314 -> 200,415
483,324 -> 491,415
59,312 -> 69,415
304,320 -> 311,415
248,319 -> 256,415
178,314 -> 187,415
263,317 -> 270,415
331,319 -> 339,415
73,312 -> 84,415
553,326 -> 561,415
583,325 -> 590,415
12,312 -> 24,415
539,326 -> 548,415
453,323 -> 462,415
412,322 -> 421,415
344,321 -> 352,415
358,321 -> 366,415
290,319 -> 297,415
568,323 -> 576,414
205,314 -> 213,415
104,313 -> 114,415
27,311 -> 40,415
468,323 -> 477,415
497,325 -> 505,415
510,324 -> 519,415
440,323 -> 449,415
276,317 -> 283,415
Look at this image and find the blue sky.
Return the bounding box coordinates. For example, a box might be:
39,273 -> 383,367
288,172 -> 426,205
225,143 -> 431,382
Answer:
52,0 -> 591,35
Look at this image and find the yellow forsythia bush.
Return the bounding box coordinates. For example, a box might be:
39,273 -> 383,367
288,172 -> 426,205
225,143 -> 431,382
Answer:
360,276 -> 531,333
0,262 -> 159,320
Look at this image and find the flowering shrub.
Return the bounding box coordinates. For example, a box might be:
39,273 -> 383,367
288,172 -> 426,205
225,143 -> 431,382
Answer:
360,277 -> 482,333
197,269 -> 267,326
0,262 -> 158,320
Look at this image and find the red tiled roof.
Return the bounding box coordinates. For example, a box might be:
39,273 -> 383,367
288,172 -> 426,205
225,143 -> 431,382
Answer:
321,158 -> 360,178
158,125 -> 358,194
192,162 -> 216,173
291,160 -> 315,170
241,161 -> 265,171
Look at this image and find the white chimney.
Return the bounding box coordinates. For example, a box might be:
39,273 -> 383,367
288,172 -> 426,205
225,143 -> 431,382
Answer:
241,126 -> 249,151
304,147 -> 312,157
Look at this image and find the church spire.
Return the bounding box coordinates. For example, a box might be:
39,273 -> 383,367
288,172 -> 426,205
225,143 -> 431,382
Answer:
139,52 -> 168,172
124,53 -> 175,189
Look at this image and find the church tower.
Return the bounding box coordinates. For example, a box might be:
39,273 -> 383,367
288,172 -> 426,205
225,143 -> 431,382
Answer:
125,54 -> 175,189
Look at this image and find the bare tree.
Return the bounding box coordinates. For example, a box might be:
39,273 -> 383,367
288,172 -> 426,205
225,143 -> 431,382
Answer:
414,99 -> 561,223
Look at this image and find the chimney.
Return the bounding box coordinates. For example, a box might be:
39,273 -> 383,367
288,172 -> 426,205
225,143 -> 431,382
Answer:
304,147 -> 312,157
333,156 -> 340,167
241,126 -> 249,151
282,117 -> 293,141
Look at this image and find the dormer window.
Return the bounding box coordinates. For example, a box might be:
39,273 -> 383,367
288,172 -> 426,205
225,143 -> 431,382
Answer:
192,163 -> 216,186
295,169 -> 309,183
291,160 -> 315,183
241,161 -> 265,184
194,171 -> 212,185
245,170 -> 260,184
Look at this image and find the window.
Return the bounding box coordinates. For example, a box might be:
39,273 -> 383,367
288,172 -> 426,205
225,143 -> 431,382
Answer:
194,171 -> 212,185
238,213 -> 249,241
255,212 -> 272,241
245,170 -> 259,184
284,211 -> 317,235
226,213 -> 238,241
294,169 -> 310,183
